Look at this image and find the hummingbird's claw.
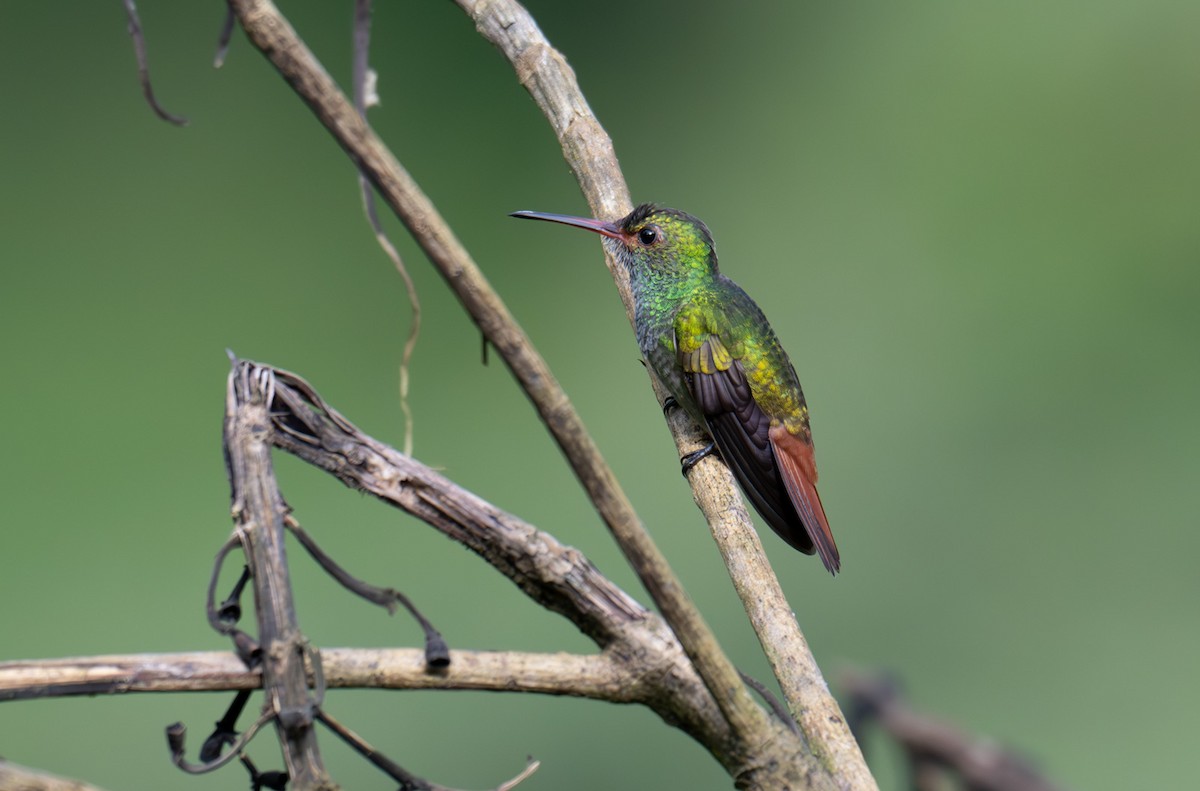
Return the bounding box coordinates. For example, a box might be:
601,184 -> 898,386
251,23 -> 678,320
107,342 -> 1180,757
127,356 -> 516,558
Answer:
662,396 -> 679,416
680,441 -> 718,476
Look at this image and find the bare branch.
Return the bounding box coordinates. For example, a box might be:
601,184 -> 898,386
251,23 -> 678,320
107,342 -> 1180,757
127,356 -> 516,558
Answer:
0,650 -> 624,701
223,361 -> 335,790
321,648 -> 629,700
0,760 -> 103,791
0,652 -> 256,698
496,759 -> 541,791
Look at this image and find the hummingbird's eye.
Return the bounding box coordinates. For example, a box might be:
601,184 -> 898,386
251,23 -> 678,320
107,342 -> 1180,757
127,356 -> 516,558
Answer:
637,226 -> 659,246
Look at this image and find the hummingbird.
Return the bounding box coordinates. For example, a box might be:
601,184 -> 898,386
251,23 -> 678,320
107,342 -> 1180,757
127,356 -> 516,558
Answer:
512,204 -> 839,574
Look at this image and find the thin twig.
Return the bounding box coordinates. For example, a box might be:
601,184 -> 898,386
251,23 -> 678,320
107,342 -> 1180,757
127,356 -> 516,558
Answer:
739,670 -> 802,737
205,534 -> 244,634
352,0 -> 420,457
214,5 -> 236,68
316,709 -> 433,789
496,760 -> 541,791
123,0 -> 188,125
167,710 -> 275,774
283,512 -> 450,667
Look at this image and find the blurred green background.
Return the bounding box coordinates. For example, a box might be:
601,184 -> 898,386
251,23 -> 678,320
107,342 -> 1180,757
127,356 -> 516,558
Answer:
2,2 -> 1197,789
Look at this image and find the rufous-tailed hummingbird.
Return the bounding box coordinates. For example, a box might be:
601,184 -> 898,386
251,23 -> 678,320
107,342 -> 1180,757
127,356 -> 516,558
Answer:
512,204 -> 839,575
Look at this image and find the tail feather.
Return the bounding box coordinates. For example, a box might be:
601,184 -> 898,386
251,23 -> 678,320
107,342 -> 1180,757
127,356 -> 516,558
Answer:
769,426 -> 840,575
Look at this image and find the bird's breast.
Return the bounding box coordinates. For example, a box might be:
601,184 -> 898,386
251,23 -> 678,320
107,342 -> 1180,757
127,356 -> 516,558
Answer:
635,303 -> 701,420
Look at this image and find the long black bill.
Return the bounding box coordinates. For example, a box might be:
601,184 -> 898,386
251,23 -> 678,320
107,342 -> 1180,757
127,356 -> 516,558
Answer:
510,210 -> 624,240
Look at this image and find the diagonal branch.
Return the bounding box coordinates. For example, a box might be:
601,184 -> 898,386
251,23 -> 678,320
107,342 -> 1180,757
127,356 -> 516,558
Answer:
453,3 -> 873,783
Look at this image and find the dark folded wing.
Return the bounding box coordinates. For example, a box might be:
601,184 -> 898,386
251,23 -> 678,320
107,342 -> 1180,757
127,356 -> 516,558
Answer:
682,335 -> 818,556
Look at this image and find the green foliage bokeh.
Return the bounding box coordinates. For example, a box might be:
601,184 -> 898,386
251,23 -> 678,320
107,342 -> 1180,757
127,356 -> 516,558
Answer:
1,2 -> 1196,789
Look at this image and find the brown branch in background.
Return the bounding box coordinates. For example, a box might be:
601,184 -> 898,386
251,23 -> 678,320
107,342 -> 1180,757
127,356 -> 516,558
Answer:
122,0 -> 188,125
455,2 -> 873,786
842,673 -> 1069,791
223,0 -> 772,763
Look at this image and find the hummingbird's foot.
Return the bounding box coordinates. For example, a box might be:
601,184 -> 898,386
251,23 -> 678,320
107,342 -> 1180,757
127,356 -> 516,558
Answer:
680,441 -> 719,476
661,396 -> 679,416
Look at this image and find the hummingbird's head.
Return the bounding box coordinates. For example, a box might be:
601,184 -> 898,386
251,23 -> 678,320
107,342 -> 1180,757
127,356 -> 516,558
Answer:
511,204 -> 718,283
